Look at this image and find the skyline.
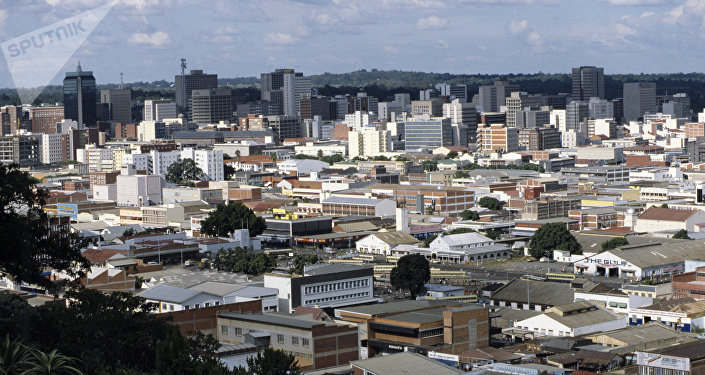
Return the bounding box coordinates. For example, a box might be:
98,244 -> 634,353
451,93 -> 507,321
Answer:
0,0 -> 701,88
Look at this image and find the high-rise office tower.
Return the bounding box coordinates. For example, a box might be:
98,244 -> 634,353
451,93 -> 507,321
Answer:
623,82 -> 657,122
404,117 -> 453,150
435,84 -> 468,103
100,73 -> 131,125
505,92 -> 544,128
478,78 -> 520,112
190,88 -> 233,124
571,66 -> 605,101
63,62 -> 97,127
144,99 -> 177,121
30,106 -> 64,134
566,101 -> 589,133
261,69 -> 311,117
443,99 -> 477,143
175,69 -> 218,114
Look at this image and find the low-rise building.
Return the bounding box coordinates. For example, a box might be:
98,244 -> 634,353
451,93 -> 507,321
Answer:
217,311 -> 359,370
628,298 -> 705,332
511,301 -> 626,337
636,340 -> 705,375
321,196 -> 396,218
264,263 -> 377,313
635,207 -> 705,234
355,232 -> 419,256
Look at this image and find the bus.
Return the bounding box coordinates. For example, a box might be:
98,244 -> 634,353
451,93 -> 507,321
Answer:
430,268 -> 467,278
520,275 -> 546,282
354,254 -> 375,261
328,259 -> 364,264
426,295 -> 478,303
546,272 -> 576,282
386,255 -> 401,264
373,264 -> 395,276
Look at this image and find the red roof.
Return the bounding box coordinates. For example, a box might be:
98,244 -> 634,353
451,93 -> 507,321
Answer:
638,207 -> 698,222
81,248 -> 127,264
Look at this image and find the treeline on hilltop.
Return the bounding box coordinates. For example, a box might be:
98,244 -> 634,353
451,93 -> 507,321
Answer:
3,70 -> 705,113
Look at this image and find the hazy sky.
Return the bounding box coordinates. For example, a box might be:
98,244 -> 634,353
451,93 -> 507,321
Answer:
0,0 -> 700,87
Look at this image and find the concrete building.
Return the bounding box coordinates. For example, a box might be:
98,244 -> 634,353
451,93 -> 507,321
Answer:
513,301 -> 625,337
636,341 -> 705,375
0,135 -> 40,166
40,133 -> 68,164
477,123 -> 519,152
63,62 -> 96,127
190,88 -> 232,124
181,148 -> 224,181
634,207 -> 705,234
518,126 -> 561,150
150,149 -> 181,176
624,82 -> 657,122
144,99 -> 177,122
30,106 -> 64,134
572,66 -> 605,101
404,117 -> 453,150
174,69 -> 218,114
264,264 -> 377,313
589,97 -> 614,120
321,196 -> 396,218
629,298 -> 705,333
566,101 -> 589,133
348,128 -> 392,158
261,69 -> 311,116
217,311 -> 358,370
411,99 -> 444,117
521,197 -> 581,221
122,153 -> 150,173
100,80 -> 131,125
443,99 -> 477,143
116,164 -> 164,206
266,115 -> 300,140
355,232 -> 420,256
343,111 -> 373,130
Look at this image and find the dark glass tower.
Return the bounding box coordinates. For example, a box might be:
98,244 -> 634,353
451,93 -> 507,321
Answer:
63,62 -> 97,127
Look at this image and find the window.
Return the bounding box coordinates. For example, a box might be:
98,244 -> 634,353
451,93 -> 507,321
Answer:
205,302 -> 210,307
195,304 -> 200,308
169,304 -> 174,311
302,338 -> 310,347
162,303 -> 168,310
215,301 -> 220,306
221,326 -> 228,334
277,334 -> 284,343
185,305 -> 190,310
292,337 -> 299,345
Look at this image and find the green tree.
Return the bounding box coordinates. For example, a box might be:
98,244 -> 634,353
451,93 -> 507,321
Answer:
660,203 -> 669,208
421,234 -> 438,248
372,155 -> 390,161
390,254 -> 430,298
237,347 -> 300,375
321,154 -> 344,164
446,228 -> 477,235
485,229 -> 501,240
460,210 -> 480,221
214,247 -> 276,275
122,228 -> 135,237
317,149 -> 324,159
528,223 -> 581,259
673,229 -> 692,240
454,171 -> 470,179
422,160 -> 438,172
224,162 -> 236,180
478,196 -> 503,210
200,202 -> 266,237
289,254 -> 319,275
0,164 -> 89,292
165,158 -> 203,184
601,237 -> 629,251
446,151 -> 458,159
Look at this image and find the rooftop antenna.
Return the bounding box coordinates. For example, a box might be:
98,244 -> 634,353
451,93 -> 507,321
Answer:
118,72 -> 125,89
180,58 -> 187,113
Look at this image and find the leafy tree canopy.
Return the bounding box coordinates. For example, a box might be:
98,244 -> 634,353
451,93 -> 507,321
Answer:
390,254 -> 430,298
673,229 -> 692,240
0,164 -> 89,292
601,237 -> 629,251
289,254 -> 319,275
235,347 -> 301,375
460,209 -> 480,221
200,202 -> 266,237
478,196 -> 503,211
166,158 -> 203,184
214,247 -> 276,275
529,222 -> 581,259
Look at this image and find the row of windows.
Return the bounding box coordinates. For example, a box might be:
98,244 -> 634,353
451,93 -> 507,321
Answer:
304,279 -> 369,295
282,350 -> 312,359
221,326 -> 311,347
305,292 -> 370,305
420,328 -> 443,338
167,300 -> 220,311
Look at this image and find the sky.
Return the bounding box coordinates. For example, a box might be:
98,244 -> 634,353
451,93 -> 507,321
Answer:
0,0 -> 701,88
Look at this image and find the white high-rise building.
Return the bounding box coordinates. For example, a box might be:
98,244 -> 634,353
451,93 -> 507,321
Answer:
588,97 -> 614,120
144,99 -> 177,122
150,150 -> 182,176
181,148 -> 224,181
122,153 -> 151,174
348,128 -> 392,158
116,164 -> 164,207
443,99 -> 478,143
344,111 -> 373,131
40,133 -> 65,164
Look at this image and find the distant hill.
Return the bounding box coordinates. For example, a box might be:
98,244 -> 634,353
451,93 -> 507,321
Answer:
2,70 -> 705,112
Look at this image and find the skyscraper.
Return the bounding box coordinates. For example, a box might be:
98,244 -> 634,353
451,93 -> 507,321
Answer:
261,69 -> 311,116
623,82 -> 657,122
63,62 -> 96,127
100,73 -> 131,125
571,66 -> 605,101
565,101 -> 589,133
174,69 -> 218,115
190,88 -> 233,124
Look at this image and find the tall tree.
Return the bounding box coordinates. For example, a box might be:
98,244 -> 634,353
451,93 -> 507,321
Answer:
529,222 -> 581,259
478,196 -> 503,210
390,254 -> 431,298
165,158 -> 203,184
238,347 -> 300,375
200,202 -> 266,237
0,164 -> 89,292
